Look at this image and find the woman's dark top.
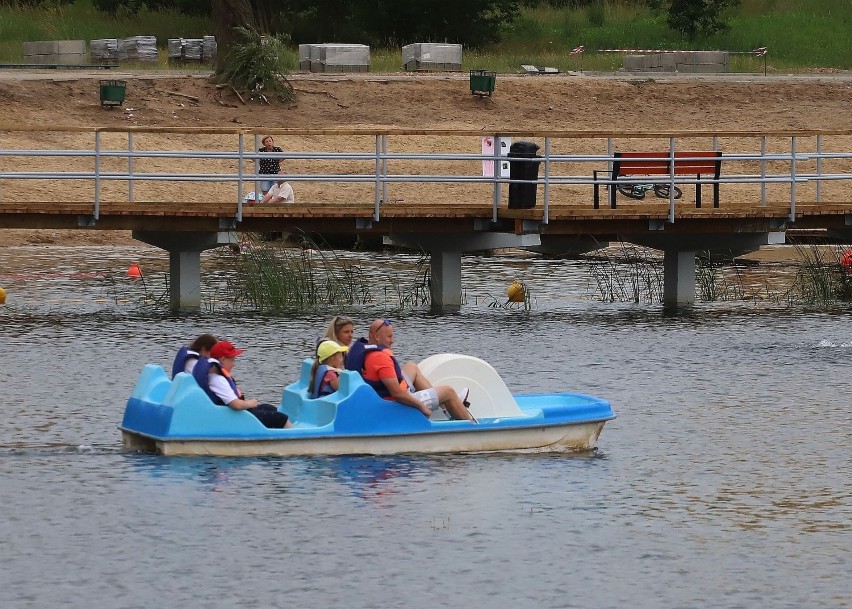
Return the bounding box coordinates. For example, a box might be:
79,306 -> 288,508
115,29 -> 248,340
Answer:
258,146 -> 282,175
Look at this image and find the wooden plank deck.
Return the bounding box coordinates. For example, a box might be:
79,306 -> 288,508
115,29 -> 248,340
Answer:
3,199 -> 852,236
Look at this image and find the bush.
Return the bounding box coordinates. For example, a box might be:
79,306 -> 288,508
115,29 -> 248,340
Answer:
215,26 -> 293,103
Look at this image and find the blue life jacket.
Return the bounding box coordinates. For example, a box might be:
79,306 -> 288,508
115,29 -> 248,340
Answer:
310,363 -> 338,399
192,357 -> 238,406
344,337 -> 403,398
171,347 -> 199,379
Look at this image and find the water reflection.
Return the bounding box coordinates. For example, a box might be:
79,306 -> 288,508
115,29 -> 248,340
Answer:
314,455 -> 431,506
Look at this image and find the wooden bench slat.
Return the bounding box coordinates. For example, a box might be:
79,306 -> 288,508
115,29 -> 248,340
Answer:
593,150 -> 722,210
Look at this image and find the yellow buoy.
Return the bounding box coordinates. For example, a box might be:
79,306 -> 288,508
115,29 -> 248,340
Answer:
0,286 -> 6,304
507,280 -> 525,303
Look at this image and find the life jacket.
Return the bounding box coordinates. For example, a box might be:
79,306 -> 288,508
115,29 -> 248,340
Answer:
192,357 -> 239,406
310,363 -> 339,399
344,337 -> 403,398
171,347 -> 199,379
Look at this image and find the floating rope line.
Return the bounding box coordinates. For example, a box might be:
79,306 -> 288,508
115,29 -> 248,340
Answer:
0,272 -> 108,279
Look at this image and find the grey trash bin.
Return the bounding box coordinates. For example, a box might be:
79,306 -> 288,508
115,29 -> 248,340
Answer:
508,141 -> 541,209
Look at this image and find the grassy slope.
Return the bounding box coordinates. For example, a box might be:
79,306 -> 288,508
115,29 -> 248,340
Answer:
0,0 -> 848,71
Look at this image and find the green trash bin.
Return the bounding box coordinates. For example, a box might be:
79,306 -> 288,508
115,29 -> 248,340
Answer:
99,79 -> 126,108
469,69 -> 496,97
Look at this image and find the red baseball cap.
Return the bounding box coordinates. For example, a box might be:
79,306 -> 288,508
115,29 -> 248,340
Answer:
210,341 -> 245,359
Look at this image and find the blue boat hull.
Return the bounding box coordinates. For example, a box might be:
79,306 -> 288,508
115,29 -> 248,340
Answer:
120,357 -> 616,456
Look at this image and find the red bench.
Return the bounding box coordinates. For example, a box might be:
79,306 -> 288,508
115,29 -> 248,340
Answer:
593,150 -> 722,209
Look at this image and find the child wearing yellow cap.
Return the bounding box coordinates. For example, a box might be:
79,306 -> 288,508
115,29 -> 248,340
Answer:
310,340 -> 348,398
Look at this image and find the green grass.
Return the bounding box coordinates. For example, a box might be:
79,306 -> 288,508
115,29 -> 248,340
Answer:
0,0 -> 212,64
0,0 -> 848,71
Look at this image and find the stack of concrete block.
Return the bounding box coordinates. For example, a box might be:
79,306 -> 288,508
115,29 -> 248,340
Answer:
90,39 -> 118,63
299,43 -> 370,72
402,43 -> 462,71
623,51 -> 728,73
202,36 -> 217,63
168,38 -> 206,62
298,44 -> 311,70
677,51 -> 729,73
23,40 -> 87,65
118,36 -> 158,63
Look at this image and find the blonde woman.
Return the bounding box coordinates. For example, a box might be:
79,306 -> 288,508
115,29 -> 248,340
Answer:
323,315 -> 355,347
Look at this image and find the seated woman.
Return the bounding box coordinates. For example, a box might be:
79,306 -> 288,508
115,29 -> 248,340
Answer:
171,333 -> 217,378
310,340 -> 348,399
323,315 -> 355,347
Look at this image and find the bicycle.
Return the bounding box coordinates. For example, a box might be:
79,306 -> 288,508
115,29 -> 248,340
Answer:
616,181 -> 683,201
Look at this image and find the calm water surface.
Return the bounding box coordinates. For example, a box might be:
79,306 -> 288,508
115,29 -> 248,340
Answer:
1,245 -> 850,609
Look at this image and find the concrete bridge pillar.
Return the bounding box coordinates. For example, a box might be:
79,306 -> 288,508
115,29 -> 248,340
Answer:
663,249 -> 696,307
384,231 -> 541,314
429,249 -> 463,312
132,231 -> 236,311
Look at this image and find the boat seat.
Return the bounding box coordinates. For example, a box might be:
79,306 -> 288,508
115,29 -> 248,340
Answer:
279,359 -> 341,427
130,364 -> 173,404
417,354 -> 523,420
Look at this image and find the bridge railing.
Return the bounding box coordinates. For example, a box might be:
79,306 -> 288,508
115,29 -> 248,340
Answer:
1,127 -> 851,225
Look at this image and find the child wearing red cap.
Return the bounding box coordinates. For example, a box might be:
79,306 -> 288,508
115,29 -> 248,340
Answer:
205,340 -> 292,428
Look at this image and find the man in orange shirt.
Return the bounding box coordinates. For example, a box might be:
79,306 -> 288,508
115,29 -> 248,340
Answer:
348,319 -> 475,422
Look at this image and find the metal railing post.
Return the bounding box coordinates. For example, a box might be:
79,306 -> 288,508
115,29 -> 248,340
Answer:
381,135 -> 388,206
816,134 -> 823,202
543,136 -> 550,224
127,132 -> 134,202
606,137 -> 613,203
373,135 -> 381,221
237,133 -> 244,222
790,136 -> 797,221
94,131 -> 101,220
253,133 -> 260,199
760,136 -> 767,207
492,135 -> 501,222
668,136 -> 676,223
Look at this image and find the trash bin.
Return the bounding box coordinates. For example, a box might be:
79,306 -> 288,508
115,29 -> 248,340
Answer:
507,141 -> 541,209
469,69 -> 496,97
99,80 -> 126,108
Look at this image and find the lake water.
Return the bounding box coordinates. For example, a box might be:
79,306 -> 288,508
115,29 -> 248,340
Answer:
1,244 -> 850,609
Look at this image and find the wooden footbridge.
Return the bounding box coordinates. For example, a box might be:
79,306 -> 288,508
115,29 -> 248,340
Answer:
2,126 -> 851,310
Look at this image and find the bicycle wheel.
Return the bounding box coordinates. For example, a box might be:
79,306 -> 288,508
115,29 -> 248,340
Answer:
617,183 -> 646,200
654,184 -> 682,199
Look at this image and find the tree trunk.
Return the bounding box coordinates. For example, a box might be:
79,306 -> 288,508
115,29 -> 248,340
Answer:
213,0 -> 257,76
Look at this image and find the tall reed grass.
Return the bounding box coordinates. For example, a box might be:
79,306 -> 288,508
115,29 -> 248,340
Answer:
586,242 -> 664,303
793,244 -> 852,304
219,237 -> 433,313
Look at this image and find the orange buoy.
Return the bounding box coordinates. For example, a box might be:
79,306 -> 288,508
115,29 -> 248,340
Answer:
841,250 -> 852,269
507,280 -> 525,303
127,263 -> 143,278
0,286 -> 6,304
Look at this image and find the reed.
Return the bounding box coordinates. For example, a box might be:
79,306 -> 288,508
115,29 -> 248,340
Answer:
220,236 -> 436,313
792,244 -> 852,305
695,251 -> 748,302
585,242 -> 664,303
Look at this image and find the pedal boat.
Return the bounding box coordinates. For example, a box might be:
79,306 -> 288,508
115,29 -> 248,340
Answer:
120,354 -> 615,457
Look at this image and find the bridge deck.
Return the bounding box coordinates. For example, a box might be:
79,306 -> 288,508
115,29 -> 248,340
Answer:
2,125 -> 851,238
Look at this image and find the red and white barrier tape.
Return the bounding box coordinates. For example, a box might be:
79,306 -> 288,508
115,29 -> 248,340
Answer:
596,47 -> 768,55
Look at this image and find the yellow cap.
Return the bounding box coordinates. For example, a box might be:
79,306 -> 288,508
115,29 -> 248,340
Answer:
317,340 -> 348,363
